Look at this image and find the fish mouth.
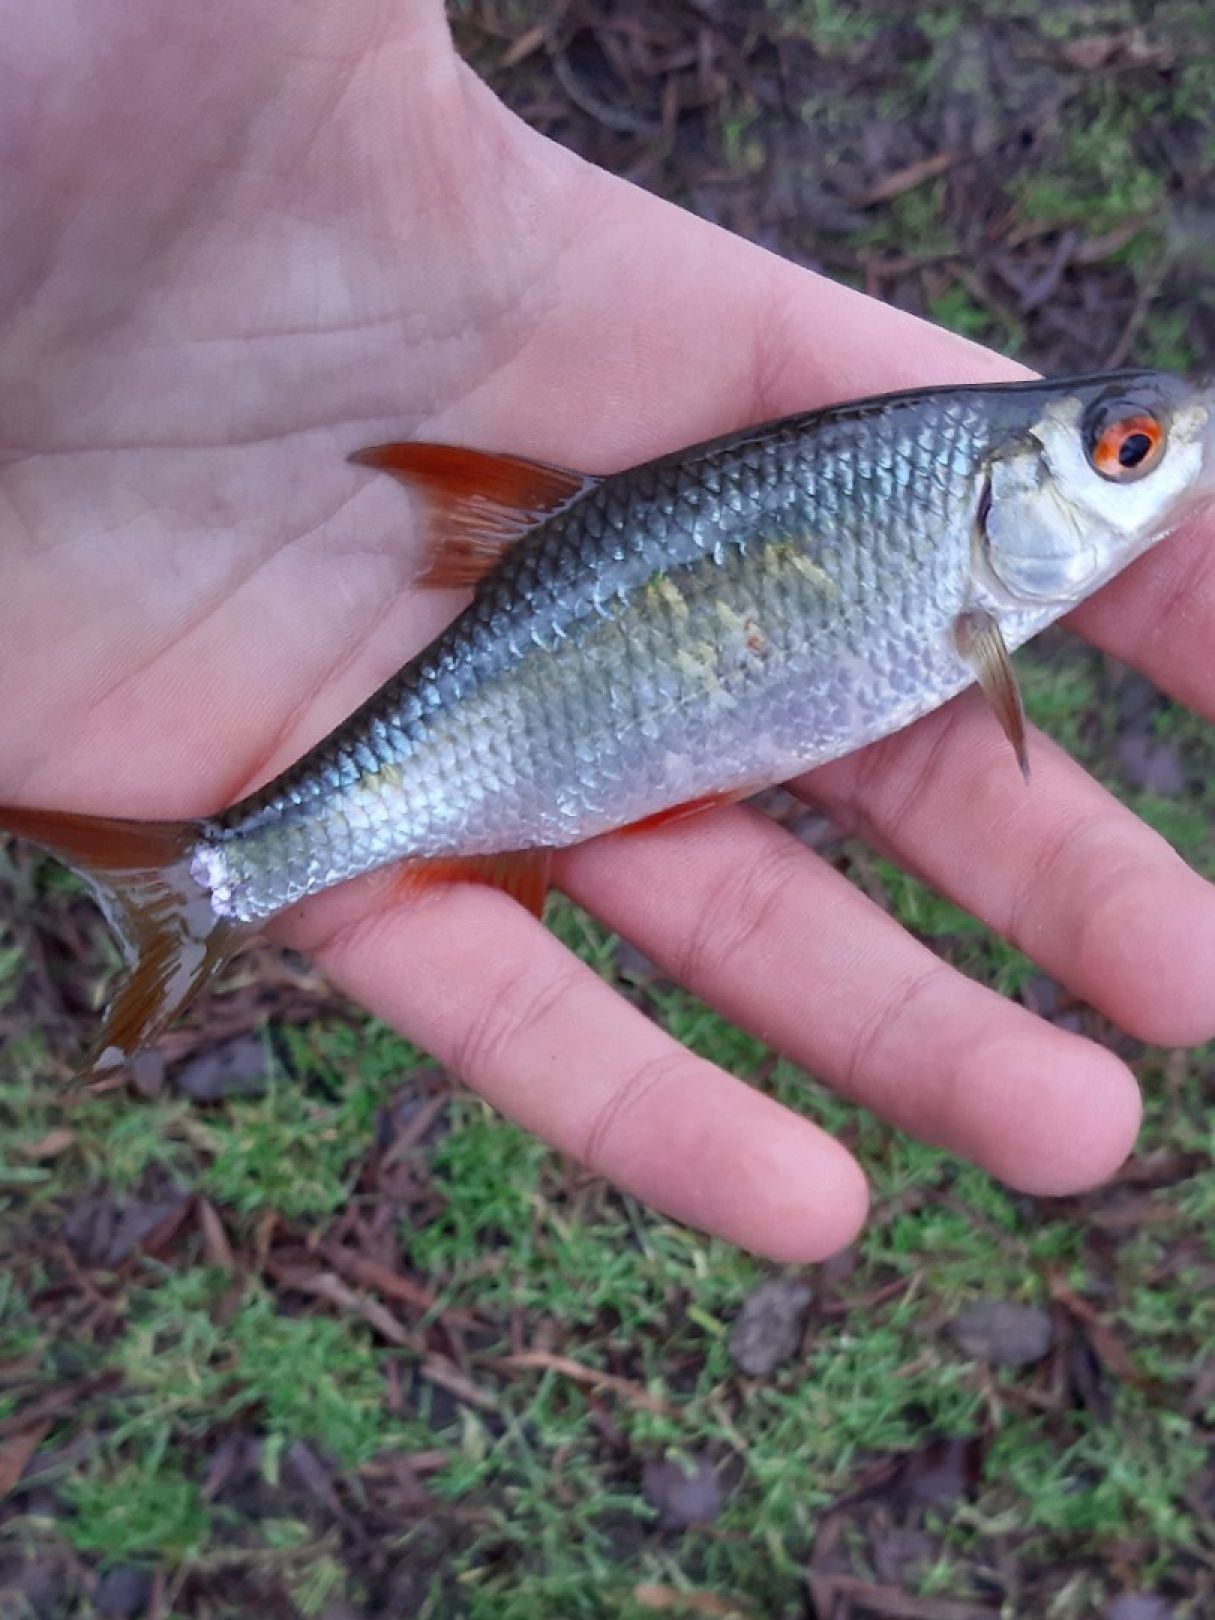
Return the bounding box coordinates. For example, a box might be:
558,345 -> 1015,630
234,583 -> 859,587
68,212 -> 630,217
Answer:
1197,376 -> 1215,499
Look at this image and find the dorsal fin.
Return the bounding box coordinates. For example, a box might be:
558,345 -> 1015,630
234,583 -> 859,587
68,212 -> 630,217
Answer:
350,442 -> 598,587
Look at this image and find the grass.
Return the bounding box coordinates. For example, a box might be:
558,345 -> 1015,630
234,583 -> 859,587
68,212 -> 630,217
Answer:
7,888 -> 1215,1614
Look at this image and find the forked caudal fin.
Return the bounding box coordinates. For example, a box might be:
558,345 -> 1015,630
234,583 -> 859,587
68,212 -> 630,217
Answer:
0,806 -> 243,1073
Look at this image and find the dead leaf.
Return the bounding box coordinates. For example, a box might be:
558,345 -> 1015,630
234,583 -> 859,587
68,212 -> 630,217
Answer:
1186,1354 -> 1215,1418
500,22 -> 547,69
197,1199 -> 235,1271
397,1448 -> 448,1475
1049,1279 -> 1142,1384
381,1089 -> 450,1166
634,1583 -> 754,1616
421,1354 -> 498,1412
0,1377 -> 116,1441
1061,34 -> 1124,71
850,151 -> 957,207
18,1128 -> 76,1161
1087,1192 -> 1180,1234
266,1262 -> 416,1348
202,1430 -> 261,1500
488,1349 -> 671,1415
320,1245 -> 481,1330
891,1436 -> 983,1508
0,1420 -> 50,1495
806,1571 -> 998,1620
286,1440 -> 345,1519
127,1049 -> 166,1098
1059,30 -> 1173,72
64,1193 -> 190,1267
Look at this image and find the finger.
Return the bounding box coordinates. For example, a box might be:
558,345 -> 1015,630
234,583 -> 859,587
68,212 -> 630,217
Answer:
804,693 -> 1215,1047
559,806 -> 1141,1198
278,882 -> 869,1263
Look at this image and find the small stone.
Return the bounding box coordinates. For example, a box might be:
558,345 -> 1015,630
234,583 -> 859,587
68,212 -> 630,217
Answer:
728,1278 -> 814,1376
127,1049 -> 166,1098
94,1566 -> 154,1617
949,1300 -> 1054,1367
1104,1597 -> 1174,1620
642,1455 -> 724,1528
172,1035 -> 267,1101
613,939 -> 664,986
1116,734 -> 1185,796
894,1435 -> 982,1505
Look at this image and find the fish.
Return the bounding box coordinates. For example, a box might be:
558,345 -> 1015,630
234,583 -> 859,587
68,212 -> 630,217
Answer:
2,368 -> 1213,1071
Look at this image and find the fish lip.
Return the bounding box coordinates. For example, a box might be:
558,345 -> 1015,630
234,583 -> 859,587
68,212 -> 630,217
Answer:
1197,377 -> 1215,496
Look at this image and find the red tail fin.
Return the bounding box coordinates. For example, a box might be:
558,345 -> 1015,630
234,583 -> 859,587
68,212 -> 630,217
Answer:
0,806 -> 244,1072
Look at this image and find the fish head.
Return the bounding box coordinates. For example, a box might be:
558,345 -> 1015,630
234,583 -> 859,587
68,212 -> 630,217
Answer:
979,370 -> 1215,606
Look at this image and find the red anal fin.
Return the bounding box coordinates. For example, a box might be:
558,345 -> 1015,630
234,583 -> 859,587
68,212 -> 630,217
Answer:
390,848 -> 553,921
350,442 -> 598,588
614,792 -> 740,838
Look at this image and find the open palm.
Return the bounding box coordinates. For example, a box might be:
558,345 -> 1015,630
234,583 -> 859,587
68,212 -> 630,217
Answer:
4,1 -> 1214,1259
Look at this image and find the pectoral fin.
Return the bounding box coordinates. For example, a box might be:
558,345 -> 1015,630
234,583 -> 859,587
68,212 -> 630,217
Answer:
953,609 -> 1030,782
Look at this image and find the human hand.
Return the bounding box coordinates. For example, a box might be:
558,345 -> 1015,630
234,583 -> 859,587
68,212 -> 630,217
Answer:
3,1 -> 1214,1260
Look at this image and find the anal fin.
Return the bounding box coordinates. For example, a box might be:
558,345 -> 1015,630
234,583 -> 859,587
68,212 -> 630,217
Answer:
614,791 -> 742,837
389,848 -> 553,920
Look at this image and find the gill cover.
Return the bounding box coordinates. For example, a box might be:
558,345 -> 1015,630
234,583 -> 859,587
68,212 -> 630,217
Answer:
981,374 -> 1212,606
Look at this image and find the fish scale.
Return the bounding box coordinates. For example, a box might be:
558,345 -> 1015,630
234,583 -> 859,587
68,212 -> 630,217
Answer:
199,388 -> 1043,922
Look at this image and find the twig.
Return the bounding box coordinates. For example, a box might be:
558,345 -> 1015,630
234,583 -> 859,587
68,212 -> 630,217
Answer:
485,1349 -> 672,1415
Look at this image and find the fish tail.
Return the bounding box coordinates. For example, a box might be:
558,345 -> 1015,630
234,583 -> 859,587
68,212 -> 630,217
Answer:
0,804 -> 243,1072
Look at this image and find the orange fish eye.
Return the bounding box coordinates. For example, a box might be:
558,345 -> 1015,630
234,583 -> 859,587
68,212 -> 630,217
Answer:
1084,400 -> 1167,482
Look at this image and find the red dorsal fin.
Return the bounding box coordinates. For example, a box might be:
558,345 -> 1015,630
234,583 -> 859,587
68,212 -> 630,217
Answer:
350,442 -> 598,588
389,848 -> 553,921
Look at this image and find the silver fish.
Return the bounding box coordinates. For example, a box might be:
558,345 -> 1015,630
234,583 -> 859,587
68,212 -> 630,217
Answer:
3,369 -> 1212,1066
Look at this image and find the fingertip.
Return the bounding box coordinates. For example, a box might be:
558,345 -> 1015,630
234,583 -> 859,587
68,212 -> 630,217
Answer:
1085,870 -> 1215,1048
710,1112 -> 871,1264
977,1035 -> 1142,1197
761,1141 -> 871,1265
614,1068 -> 871,1262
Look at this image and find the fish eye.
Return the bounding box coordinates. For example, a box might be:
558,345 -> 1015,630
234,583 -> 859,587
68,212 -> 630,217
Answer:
1083,397 -> 1167,482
